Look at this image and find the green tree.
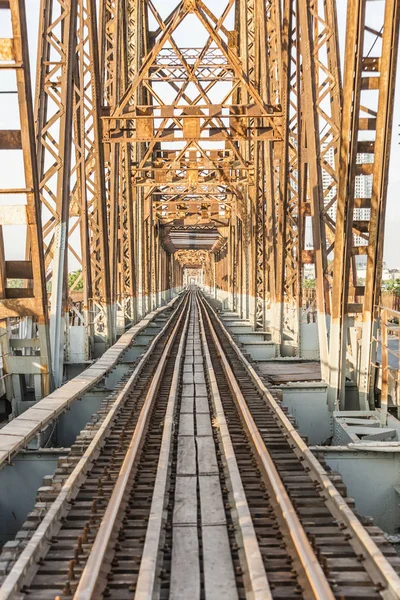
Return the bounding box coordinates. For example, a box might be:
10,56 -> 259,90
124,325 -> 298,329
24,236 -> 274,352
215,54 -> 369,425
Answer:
385,278 -> 400,295
68,270 -> 84,291
303,278 -> 316,289
7,279 -> 23,288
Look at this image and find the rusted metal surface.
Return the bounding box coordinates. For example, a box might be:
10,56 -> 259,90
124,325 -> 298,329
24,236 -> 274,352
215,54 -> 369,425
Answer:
328,0 -> 400,409
199,295 -> 335,599
73,295 -> 190,599
2,290 -> 400,599
1,0 -> 399,424
200,291 -> 400,600
0,0 -> 51,400
0,295 -> 180,469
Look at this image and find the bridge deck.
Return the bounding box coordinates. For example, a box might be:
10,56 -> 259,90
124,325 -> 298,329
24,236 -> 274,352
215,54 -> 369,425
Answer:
0,290 -> 399,599
0,297 -> 180,468
257,361 -> 322,384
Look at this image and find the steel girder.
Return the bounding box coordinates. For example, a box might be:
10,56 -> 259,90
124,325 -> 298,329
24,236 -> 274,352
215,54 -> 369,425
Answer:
0,0 -> 52,402
74,0 -> 112,355
35,0 -> 112,383
328,0 -> 400,410
1,0 -> 398,410
34,0 -> 77,386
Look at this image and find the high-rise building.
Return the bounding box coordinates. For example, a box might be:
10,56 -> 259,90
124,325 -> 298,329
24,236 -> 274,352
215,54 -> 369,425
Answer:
354,153 -> 373,246
321,144 -> 337,221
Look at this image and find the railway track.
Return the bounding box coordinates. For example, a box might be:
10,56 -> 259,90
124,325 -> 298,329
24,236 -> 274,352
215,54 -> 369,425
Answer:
0,289 -> 400,599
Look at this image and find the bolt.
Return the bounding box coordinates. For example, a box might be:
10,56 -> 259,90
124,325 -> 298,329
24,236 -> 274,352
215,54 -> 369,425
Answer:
82,524 -> 89,542
62,581 -> 72,595
68,559 -> 76,581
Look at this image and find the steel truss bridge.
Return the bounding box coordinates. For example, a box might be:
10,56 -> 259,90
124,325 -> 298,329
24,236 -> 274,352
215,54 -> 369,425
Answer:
0,0 -> 399,598
0,0 -> 398,410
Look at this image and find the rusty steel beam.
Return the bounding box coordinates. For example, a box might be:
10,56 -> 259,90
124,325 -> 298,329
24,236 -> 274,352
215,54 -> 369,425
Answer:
2,0 -> 397,408
73,0 -> 113,355
34,0 -> 77,386
329,0 -> 400,409
0,0 -> 51,402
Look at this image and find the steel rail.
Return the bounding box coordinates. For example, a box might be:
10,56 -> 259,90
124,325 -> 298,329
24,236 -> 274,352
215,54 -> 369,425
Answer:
73,294 -> 190,599
196,295 -> 272,600
198,293 -> 335,600
133,296 -> 191,599
0,293 -> 189,600
200,292 -> 400,600
0,295 -> 183,469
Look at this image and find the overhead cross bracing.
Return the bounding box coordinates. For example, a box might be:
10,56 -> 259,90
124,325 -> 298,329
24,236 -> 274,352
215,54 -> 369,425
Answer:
0,0 -> 398,412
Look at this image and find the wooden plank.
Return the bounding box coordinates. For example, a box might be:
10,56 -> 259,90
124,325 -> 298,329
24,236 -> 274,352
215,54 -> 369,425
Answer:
177,436 -> 196,475
5,260 -> 33,279
0,297 -> 43,317
0,38 -> 14,60
173,476 -> 197,525
199,476 -> 226,525
257,361 -> 322,384
5,287 -> 34,299
0,433 -> 26,451
170,527 -> 200,600
0,130 -> 21,149
196,436 -> 218,475
202,526 -> 238,600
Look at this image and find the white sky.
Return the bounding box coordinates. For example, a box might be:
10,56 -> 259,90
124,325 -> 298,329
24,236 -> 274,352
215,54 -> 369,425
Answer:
0,0 -> 399,269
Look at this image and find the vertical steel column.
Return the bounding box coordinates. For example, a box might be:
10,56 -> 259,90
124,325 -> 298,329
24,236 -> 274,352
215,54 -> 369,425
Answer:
264,0 -> 283,344
0,0 -> 52,399
297,0 -> 332,381
329,0 -> 400,409
117,0 -> 136,328
74,0 -> 112,355
127,0 -> 147,319
35,0 -> 77,386
236,0 -> 251,322
279,0 -> 303,353
100,0 -> 121,343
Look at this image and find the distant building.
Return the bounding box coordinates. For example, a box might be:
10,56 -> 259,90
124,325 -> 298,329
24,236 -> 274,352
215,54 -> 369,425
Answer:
354,153 -> 373,246
321,144 -> 337,221
320,149 -> 373,247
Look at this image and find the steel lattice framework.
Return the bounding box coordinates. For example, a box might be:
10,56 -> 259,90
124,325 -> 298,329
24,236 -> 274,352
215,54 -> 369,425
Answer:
0,0 -> 398,411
